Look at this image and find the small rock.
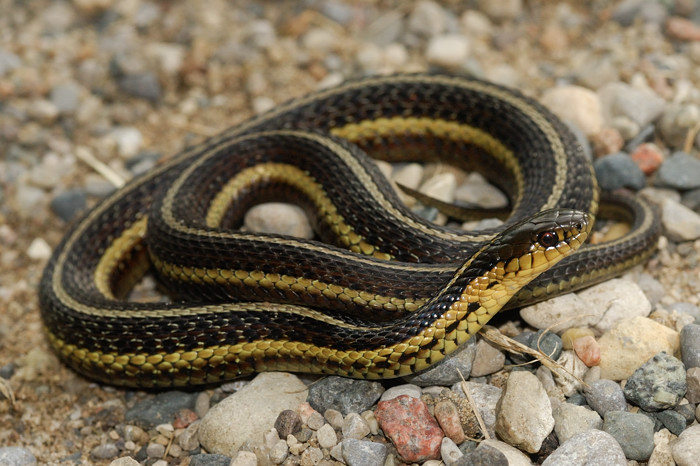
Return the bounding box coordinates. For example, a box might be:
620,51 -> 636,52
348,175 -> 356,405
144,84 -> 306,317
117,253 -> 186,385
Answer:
454,172 -> 509,209
230,451 -> 257,466
649,429 -> 677,466
118,72 -> 162,102
598,316 -> 680,380
655,152 -> 700,191
475,0 -> 523,21
453,381 -> 502,438
425,35 -> 471,69
552,351 -> 587,397
0,48 -> 21,76
591,127 -> 624,158
661,198 -> 700,242
407,0 -> 448,36
584,379 -> 628,417
306,410 -> 325,431
598,82 -> 665,128
341,439 -> 387,466
659,106 -> 700,148
177,420 -> 201,451
666,16 -> 700,41
603,411 -> 655,461
681,324 -> 700,369
342,412 -> 371,440
91,443 -> 120,460
520,293 -> 595,332
306,376 -> 384,415
495,371 -> 554,453
198,373 -> 307,456
656,409 -> 687,435
188,453 -> 232,466
440,437 -> 463,464
274,410 -> 301,437
419,172 -> 456,204
561,327 -> 595,350
50,189 -> 87,223
672,424 -> 700,466
623,352 -> 687,411
109,126 -> 143,159
50,82 -> 82,115
542,429 -> 626,465
434,399 -> 466,444
541,85 -> 604,136
109,457 -> 140,466
552,401 -> 603,444
573,335 -> 601,367
594,152 -> 646,191
380,384 -> 422,401
403,336 -> 476,386
686,367 -> 700,403
316,423 -> 338,449
146,442 -> 166,458
0,447 -> 37,466
470,339 -> 505,377
454,443 -> 508,466
629,143 -> 664,175
375,395 -> 443,463
269,439 -> 288,464
323,409 -> 344,430
126,391 -> 197,429
27,238 -> 52,260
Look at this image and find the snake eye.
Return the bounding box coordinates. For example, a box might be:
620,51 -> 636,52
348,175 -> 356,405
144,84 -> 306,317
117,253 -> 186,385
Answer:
537,230 -> 558,248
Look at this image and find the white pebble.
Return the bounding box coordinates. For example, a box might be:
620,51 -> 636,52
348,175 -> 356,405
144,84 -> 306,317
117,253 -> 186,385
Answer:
244,203 -> 314,239
426,35 -> 471,69
27,237 -> 52,260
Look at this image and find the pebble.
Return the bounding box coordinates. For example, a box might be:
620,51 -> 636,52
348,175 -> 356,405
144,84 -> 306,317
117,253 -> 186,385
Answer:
274,409 -> 301,437
109,126 -> 143,159
188,453 -> 233,466
477,439 -> 531,466
118,72 -> 162,102
425,35 -> 471,69
598,81 -> 666,128
419,172 -> 457,203
520,293 -> 595,332
655,152 -> 700,191
198,373 -> 308,456
244,203 -> 314,239
360,410 -> 379,435
659,105 -> 700,148
629,142 -> 664,175
495,371 -> 554,454
269,439 -> 288,464
572,335 -> 600,367
475,0 -> 523,21
672,424 -> 700,466
125,391 -> 197,429
597,316 -> 680,380
50,82 -> 82,115
341,412 -> 371,440
454,443 -> 508,466
0,447 -> 37,466
0,48 -> 21,76
379,384 -> 422,401
470,338 -> 505,377
306,376 -> 384,415
593,152 -> 646,191
686,367 -> 700,403
540,85 -> 604,136
656,409 -> 687,435
584,379 -> 627,417
146,442 -> 166,458
552,351 -> 587,397
454,172 -> 509,209
375,395 -> 443,463
316,423 -> 338,449
543,429 -> 626,465
407,0 -> 448,36
109,458 -> 140,466
454,381 -> 502,438
434,399 -> 466,444
177,420 -> 201,451
661,198 -> 700,241
666,16 -> 700,41
552,401 -> 602,444
341,439 -> 387,466
231,451 -> 257,466
623,351 -> 687,411
603,411 -> 655,461
305,410 -> 325,431
681,324 -> 700,369
403,336 -> 476,386
440,437 -> 463,464
91,443 -> 120,460
323,409 -> 344,430
50,189 -> 87,222
26,237 -> 52,261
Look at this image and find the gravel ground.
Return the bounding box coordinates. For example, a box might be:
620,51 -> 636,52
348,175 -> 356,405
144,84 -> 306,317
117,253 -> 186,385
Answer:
2,1 -> 700,465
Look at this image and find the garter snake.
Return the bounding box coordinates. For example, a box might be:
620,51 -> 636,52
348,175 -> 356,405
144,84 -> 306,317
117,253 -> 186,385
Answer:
39,74 -> 659,388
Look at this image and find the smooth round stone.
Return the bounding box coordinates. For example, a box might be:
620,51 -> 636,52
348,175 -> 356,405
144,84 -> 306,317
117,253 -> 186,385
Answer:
542,429 -> 626,465
584,379 -> 627,417
655,152 -> 700,190
244,202 -> 314,239
661,198 -> 700,242
603,411 -> 655,461
594,152 -> 646,191
680,324 -> 700,369
552,401 -> 603,444
425,35 -> 471,69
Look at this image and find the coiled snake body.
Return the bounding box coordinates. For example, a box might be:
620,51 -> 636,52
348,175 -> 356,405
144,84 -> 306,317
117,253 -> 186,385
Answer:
39,75 -> 659,388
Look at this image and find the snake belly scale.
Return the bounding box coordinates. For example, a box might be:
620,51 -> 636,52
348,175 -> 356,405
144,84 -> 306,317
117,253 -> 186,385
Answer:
39,74 -> 659,388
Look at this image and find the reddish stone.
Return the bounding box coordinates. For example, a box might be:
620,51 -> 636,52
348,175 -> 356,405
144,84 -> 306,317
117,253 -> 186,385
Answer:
630,143 -> 664,175
667,16 -> 700,41
573,335 -> 601,367
374,395 -> 443,462
434,400 -> 466,444
172,408 -> 199,429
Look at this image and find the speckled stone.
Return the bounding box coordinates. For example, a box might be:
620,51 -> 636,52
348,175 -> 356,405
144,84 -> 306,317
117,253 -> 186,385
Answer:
623,352 -> 687,412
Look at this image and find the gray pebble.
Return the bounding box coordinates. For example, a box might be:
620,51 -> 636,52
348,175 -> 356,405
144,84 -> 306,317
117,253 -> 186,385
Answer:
542,429 -> 626,466
661,198 -> 700,242
623,352 -> 687,411
188,453 -> 234,466
341,412 -> 371,440
0,446 -> 37,466
0,48 -> 21,77
294,426 -> 313,443
341,438 -> 387,466
452,443 -> 507,465
90,442 -> 119,460
402,336 -> 476,386
274,409 -> 301,437
655,152 -> 700,191
593,152 -> 646,191
685,367 -> 700,403
50,189 -> 87,222
659,105 -> 700,149
552,402 -> 603,444
306,376 -> 384,415
125,391 -> 197,428
118,72 -> 162,102
509,330 -> 562,365
146,442 -> 165,458
682,188 -> 700,212
674,403 -> 696,426
603,410 -> 655,461
656,409 -> 687,435
584,379 -> 628,417
50,82 -> 81,114
681,324 -> 700,369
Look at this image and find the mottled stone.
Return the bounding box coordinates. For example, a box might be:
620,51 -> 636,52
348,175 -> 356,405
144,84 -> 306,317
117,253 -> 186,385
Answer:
623,352 -> 687,411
